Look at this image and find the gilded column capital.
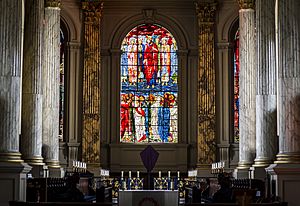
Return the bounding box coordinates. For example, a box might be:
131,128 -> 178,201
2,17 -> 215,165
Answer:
195,2 -> 217,25
237,0 -> 255,10
82,1 -> 103,24
45,0 -> 61,8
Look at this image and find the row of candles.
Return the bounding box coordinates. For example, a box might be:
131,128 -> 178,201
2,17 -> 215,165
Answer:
211,161 -> 226,174
120,170 -> 181,179
72,160 -> 87,172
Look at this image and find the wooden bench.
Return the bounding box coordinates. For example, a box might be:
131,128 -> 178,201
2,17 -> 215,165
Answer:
9,201 -> 113,206
184,203 -> 287,206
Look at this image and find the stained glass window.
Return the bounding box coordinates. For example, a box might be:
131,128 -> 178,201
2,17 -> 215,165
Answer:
120,24 -> 178,143
59,29 -> 65,141
233,30 -> 239,143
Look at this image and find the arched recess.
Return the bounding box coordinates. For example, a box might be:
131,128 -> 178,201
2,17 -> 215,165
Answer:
101,11 -> 197,172
59,12 -> 82,167
215,11 -> 239,168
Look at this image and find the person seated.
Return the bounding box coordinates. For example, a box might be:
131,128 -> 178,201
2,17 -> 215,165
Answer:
59,173 -> 85,202
201,178 -> 212,203
212,173 -> 234,203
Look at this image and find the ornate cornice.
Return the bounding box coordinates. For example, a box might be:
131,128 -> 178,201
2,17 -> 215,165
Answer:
237,0 -> 255,10
195,2 -> 217,24
45,0 -> 61,8
82,1 -> 103,24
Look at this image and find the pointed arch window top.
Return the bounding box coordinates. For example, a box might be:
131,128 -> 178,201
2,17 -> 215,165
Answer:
120,24 -> 178,143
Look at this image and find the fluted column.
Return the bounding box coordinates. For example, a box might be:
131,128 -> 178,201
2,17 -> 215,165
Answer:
42,0 -> 61,169
0,1 -> 32,204
0,0 -> 24,163
237,0 -> 256,170
82,1 -> 103,168
195,2 -> 217,173
253,0 -> 277,167
275,0 -> 300,164
21,0 -> 44,166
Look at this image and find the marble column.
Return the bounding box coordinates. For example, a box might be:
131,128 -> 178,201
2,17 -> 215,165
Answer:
42,0 -> 61,172
253,0 -> 277,168
0,0 -> 32,204
275,0 -> 300,164
0,0 -> 24,163
21,0 -> 44,169
195,2 -> 217,176
236,0 -> 256,174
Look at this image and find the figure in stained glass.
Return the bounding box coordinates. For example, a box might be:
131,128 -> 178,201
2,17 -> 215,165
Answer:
160,37 -> 171,85
128,37 -> 138,85
144,36 -> 159,88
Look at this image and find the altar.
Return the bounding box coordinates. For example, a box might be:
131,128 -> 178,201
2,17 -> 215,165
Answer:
119,190 -> 179,206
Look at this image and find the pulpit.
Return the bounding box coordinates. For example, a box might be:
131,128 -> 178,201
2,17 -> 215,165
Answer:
119,190 -> 178,206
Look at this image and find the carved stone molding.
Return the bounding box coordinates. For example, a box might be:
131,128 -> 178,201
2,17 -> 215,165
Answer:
45,0 -> 61,8
237,0 -> 255,10
142,9 -> 156,23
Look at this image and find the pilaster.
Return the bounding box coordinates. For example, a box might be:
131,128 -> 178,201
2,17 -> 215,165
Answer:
81,1 -> 103,168
195,1 -> 217,175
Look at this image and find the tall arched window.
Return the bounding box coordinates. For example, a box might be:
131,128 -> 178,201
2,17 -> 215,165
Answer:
120,24 -> 178,143
233,29 -> 239,143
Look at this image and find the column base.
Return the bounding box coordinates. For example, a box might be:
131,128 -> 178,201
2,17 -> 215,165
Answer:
0,162 -> 32,206
266,163 -> 300,206
23,156 -> 44,165
44,160 -> 64,177
253,157 -> 273,168
0,152 -> 23,163
274,153 -> 300,164
237,161 -> 253,169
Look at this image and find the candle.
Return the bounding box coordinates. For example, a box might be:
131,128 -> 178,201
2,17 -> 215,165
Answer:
159,171 -> 161,178
168,171 -> 171,178
137,171 -> 140,178
129,171 -> 131,178
121,171 -> 124,178
177,171 -> 180,178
